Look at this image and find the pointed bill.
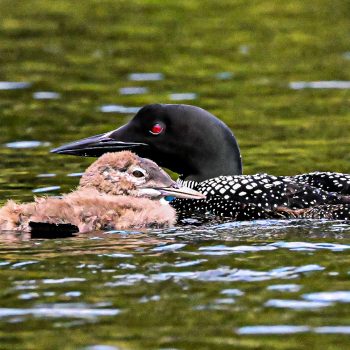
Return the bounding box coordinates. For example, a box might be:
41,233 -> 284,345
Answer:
158,186 -> 206,200
51,132 -> 146,157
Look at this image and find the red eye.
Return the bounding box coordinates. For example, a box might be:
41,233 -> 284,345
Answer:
150,123 -> 164,135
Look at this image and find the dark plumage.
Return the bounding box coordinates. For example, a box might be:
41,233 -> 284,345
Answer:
287,172 -> 350,195
0,151 -> 205,233
173,174 -> 350,220
51,104 -> 350,221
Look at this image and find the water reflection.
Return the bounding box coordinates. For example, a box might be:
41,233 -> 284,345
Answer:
36,173 -> 56,178
42,278 -> 86,284
83,346 -> 119,350
67,172 -> 84,177
215,72 -> 234,80
267,284 -> 301,292
236,325 -> 350,335
119,87 -> 149,95
168,93 -> 198,101
0,305 -> 120,319
0,81 -> 31,90
105,264 -> 326,287
236,325 -> 310,334
270,241 -> 350,251
5,141 -> 50,149
0,221 -> 349,348
303,291 -> 350,303
289,81 -> 350,89
32,185 -> 61,193
33,91 -> 61,100
127,73 -> 164,81
314,326 -> 350,334
238,44 -> 250,55
99,105 -> 141,113
265,299 -> 332,309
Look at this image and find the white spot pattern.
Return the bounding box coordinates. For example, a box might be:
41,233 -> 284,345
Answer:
174,172 -> 350,221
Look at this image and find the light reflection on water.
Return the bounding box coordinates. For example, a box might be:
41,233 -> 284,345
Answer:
127,73 -> 164,81
118,87 -> 149,95
5,141 -> 51,149
168,93 -> 198,101
98,105 -> 141,114
32,91 -> 61,100
0,220 -> 349,348
32,185 -> 61,193
236,325 -> 350,335
0,81 -> 31,90
289,81 -> 350,90
0,305 -> 120,319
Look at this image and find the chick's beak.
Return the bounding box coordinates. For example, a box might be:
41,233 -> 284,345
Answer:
158,185 -> 206,200
137,181 -> 205,200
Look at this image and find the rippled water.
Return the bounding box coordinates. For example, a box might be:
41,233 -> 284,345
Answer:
1,0 -> 350,349
1,221 -> 350,349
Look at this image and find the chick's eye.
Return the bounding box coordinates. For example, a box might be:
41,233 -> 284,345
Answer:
150,123 -> 164,135
132,170 -> 145,178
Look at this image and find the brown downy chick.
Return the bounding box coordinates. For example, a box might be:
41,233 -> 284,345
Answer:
0,151 -> 205,233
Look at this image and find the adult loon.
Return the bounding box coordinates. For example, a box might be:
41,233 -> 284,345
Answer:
52,104 -> 350,220
0,151 -> 204,233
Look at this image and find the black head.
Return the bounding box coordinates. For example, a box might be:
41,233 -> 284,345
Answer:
52,104 -> 243,181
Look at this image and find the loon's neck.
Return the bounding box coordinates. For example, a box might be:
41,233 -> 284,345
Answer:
180,133 -> 243,182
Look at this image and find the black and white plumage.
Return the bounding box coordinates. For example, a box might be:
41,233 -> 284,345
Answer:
287,172 -> 350,195
52,104 -> 350,221
172,172 -> 350,220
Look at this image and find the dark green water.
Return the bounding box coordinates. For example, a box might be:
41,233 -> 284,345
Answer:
0,1 -> 350,349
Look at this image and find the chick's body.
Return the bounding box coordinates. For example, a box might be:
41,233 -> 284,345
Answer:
0,151 -> 204,233
0,188 -> 175,232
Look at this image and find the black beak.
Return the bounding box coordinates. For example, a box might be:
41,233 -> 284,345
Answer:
51,131 -> 147,157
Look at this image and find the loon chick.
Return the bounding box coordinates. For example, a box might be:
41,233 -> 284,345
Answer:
0,151 -> 205,233
51,104 -> 350,221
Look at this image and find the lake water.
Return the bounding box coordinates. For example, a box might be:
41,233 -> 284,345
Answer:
0,1 -> 350,349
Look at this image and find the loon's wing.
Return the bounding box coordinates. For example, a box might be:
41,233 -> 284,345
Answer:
288,172 -> 350,195
172,173 -> 350,220
274,204 -> 350,221
197,174 -> 349,210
